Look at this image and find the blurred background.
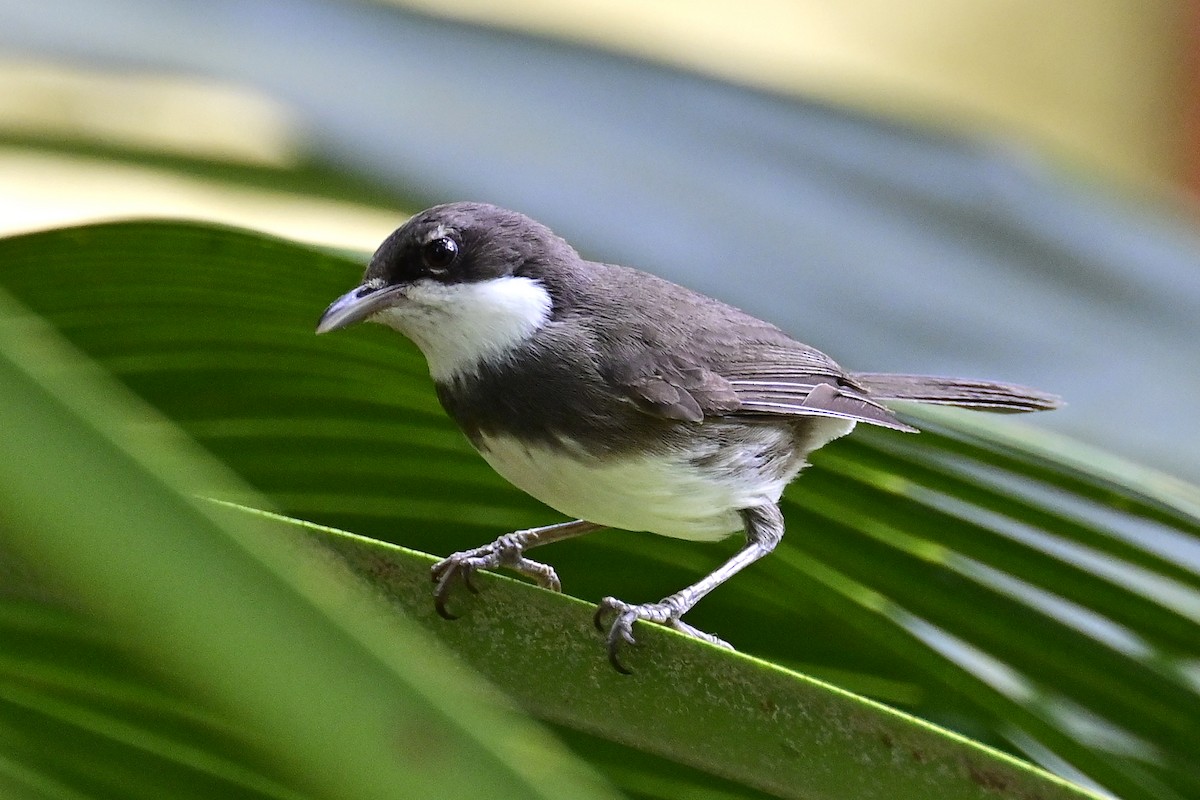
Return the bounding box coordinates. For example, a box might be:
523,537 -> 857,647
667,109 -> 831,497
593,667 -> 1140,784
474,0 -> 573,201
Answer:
2,0 -> 1198,479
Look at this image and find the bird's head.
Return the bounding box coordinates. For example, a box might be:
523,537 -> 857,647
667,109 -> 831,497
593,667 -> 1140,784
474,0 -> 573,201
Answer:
316,202 -> 570,381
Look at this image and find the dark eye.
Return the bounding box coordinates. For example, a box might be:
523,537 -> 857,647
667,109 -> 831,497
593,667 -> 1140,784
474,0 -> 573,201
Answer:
422,236 -> 458,271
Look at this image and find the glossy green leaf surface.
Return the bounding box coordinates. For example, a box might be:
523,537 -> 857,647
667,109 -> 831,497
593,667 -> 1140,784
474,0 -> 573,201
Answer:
2,220 -> 1197,799
229,502 -> 1103,800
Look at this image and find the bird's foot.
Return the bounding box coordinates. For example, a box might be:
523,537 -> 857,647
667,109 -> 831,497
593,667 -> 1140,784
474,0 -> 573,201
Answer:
593,594 -> 733,674
430,531 -> 560,619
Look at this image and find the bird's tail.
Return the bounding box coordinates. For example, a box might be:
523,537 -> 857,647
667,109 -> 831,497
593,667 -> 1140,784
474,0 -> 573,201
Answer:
851,373 -> 1062,413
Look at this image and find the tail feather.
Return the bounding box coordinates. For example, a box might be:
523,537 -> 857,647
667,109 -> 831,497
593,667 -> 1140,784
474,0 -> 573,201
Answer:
851,373 -> 1062,413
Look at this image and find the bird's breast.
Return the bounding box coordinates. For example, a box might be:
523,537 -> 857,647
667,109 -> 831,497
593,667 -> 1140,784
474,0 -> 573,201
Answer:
473,420 -> 845,540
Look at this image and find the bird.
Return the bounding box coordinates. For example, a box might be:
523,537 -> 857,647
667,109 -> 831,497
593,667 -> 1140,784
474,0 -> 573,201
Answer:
316,202 -> 1060,673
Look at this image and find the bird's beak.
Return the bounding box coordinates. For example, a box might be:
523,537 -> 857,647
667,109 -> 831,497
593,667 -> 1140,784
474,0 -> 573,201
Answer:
316,284 -> 403,334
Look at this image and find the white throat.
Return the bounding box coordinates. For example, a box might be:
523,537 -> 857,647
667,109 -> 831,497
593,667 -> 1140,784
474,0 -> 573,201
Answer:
370,275 -> 553,382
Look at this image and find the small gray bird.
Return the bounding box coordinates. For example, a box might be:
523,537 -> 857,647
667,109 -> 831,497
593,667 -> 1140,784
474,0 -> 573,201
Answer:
317,202 -> 1060,672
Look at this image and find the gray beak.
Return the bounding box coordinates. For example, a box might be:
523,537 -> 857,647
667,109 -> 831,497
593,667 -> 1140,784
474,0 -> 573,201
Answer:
316,284 -> 403,334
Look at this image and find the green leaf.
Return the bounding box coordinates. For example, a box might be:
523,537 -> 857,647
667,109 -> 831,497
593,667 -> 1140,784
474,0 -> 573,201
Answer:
2,220 -> 1197,799
0,284 -> 620,800
217,500 -> 1104,800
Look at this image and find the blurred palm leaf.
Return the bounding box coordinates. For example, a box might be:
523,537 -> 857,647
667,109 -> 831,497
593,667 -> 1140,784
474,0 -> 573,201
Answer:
1,221 -> 1196,799
0,281 -> 623,800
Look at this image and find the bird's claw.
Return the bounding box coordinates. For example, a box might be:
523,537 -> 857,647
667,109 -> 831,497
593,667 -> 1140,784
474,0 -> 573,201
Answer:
593,595 -> 682,674
593,599 -> 641,674
430,534 -> 561,619
431,557 -> 471,620
593,595 -> 733,674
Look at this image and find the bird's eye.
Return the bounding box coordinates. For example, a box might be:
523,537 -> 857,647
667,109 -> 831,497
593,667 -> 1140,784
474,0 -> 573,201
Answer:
422,236 -> 459,271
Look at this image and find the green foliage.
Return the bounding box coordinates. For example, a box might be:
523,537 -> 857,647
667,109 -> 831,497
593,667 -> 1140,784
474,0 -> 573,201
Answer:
0,280 -> 620,800
1,221 -> 1198,798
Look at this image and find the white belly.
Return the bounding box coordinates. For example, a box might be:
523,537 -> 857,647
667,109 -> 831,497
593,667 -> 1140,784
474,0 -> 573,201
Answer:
474,419 -> 853,541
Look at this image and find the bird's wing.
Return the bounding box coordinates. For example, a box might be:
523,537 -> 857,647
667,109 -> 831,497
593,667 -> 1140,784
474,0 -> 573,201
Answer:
723,376 -> 916,431
608,342 -> 916,432
719,345 -> 917,432
586,263 -> 915,431
606,351 -> 740,423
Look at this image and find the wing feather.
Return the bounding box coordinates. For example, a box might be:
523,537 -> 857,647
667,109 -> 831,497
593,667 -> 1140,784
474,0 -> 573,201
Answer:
729,379 -> 917,432
610,350 -> 916,432
585,266 -> 916,430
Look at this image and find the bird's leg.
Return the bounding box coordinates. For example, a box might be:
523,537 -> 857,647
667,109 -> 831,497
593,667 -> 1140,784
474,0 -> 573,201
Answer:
594,504 -> 784,673
431,519 -> 604,618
